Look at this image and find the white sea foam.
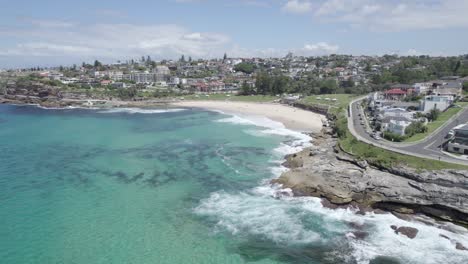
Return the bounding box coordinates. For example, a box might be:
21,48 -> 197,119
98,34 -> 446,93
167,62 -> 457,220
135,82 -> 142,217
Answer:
195,188 -> 321,245
98,108 -> 186,114
215,112 -> 313,156
196,184 -> 468,264
17,104 -> 100,110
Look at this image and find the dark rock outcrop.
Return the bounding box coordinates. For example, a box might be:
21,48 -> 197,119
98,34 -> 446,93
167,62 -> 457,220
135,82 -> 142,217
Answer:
456,242 -> 467,251
394,226 -> 419,239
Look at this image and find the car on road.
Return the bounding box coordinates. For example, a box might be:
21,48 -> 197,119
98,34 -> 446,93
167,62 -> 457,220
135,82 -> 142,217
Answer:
371,133 -> 382,140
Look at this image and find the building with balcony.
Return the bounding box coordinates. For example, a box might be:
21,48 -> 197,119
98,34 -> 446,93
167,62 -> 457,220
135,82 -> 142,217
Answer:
447,124 -> 468,155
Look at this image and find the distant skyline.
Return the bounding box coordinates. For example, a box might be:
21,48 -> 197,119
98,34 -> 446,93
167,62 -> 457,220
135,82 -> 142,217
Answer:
1,0 -> 468,68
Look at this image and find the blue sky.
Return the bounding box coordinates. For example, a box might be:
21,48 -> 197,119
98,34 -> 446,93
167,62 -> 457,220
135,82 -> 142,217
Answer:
1,0 -> 468,68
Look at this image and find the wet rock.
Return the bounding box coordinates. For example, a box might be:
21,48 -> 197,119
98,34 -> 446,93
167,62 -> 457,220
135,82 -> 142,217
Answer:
352,231 -> 369,240
321,199 -> 339,209
282,154 -> 304,169
348,222 -> 365,230
439,234 -> 450,240
394,226 -> 419,239
390,225 -> 398,231
456,242 -> 467,251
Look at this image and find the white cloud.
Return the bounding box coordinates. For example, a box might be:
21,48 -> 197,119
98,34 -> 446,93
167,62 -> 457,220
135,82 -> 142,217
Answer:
228,42 -> 339,58
0,23 -> 230,60
0,19 -> 340,65
312,0 -> 468,31
282,0 -> 312,14
301,42 -> 339,55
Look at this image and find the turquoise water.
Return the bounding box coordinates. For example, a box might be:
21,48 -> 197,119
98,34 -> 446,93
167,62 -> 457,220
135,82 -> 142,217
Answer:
1,105 -> 467,264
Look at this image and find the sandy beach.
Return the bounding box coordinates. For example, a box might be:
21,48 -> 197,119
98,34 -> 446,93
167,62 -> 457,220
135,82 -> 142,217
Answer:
172,101 -> 324,133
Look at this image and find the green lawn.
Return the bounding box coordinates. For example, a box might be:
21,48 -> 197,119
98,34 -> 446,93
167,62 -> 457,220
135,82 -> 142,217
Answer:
403,106 -> 464,142
300,94 -> 358,110
176,94 -> 277,102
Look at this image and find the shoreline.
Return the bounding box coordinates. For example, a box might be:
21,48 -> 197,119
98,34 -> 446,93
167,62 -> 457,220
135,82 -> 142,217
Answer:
1,97 -> 324,133
171,100 -> 324,133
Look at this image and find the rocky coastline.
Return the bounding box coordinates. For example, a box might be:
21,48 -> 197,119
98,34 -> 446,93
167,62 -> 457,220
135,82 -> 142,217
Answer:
272,127 -> 468,248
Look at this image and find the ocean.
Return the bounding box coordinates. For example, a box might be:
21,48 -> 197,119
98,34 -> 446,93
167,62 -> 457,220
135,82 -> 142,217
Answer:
0,104 -> 467,264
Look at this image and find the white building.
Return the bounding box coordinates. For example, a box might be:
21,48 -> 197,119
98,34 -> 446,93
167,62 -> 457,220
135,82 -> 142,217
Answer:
61,78 -> 79,84
420,95 -> 453,113
108,71 -> 124,81
154,65 -> 170,75
380,107 -> 415,120
413,83 -> 431,95
124,72 -> 156,83
447,124 -> 468,155
386,119 -> 412,136
170,77 -> 180,85
48,72 -> 64,80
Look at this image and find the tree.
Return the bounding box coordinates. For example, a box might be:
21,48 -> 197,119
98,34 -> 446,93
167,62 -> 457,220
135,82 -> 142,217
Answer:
463,81 -> 468,92
427,108 -> 441,122
94,60 -> 102,68
239,81 -> 253,95
364,63 -> 372,72
405,122 -> 428,137
454,60 -> 461,74
234,62 -> 255,74
255,72 -> 272,95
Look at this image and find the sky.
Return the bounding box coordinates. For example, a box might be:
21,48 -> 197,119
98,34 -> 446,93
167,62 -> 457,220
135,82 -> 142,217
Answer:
0,0 -> 468,68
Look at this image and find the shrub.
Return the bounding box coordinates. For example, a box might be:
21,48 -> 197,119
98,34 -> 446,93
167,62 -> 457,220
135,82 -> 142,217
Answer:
383,131 -> 406,142
405,122 -> 428,137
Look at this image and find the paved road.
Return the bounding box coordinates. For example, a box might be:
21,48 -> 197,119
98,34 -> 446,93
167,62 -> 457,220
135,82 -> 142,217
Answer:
348,97 -> 468,166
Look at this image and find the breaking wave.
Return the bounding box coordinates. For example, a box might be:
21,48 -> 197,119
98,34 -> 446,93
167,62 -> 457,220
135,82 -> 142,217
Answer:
98,108 -> 186,114
196,184 -> 468,264
215,112 -> 312,156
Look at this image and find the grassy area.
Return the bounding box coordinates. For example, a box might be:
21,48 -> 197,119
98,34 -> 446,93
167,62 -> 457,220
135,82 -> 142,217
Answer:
340,132 -> 468,170
300,94 -> 358,110
335,112 -> 468,170
403,106 -> 464,142
176,94 -> 277,102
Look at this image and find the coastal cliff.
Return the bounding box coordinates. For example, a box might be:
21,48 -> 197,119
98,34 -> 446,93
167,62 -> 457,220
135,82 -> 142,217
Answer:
273,129 -> 468,227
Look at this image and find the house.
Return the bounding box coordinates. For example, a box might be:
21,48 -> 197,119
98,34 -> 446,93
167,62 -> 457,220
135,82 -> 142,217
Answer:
100,80 -> 112,86
447,124 -> 468,155
429,81 -> 463,98
384,88 -> 407,100
413,83 -> 431,95
420,95 -> 453,113
112,82 -> 127,89
382,116 -> 413,136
